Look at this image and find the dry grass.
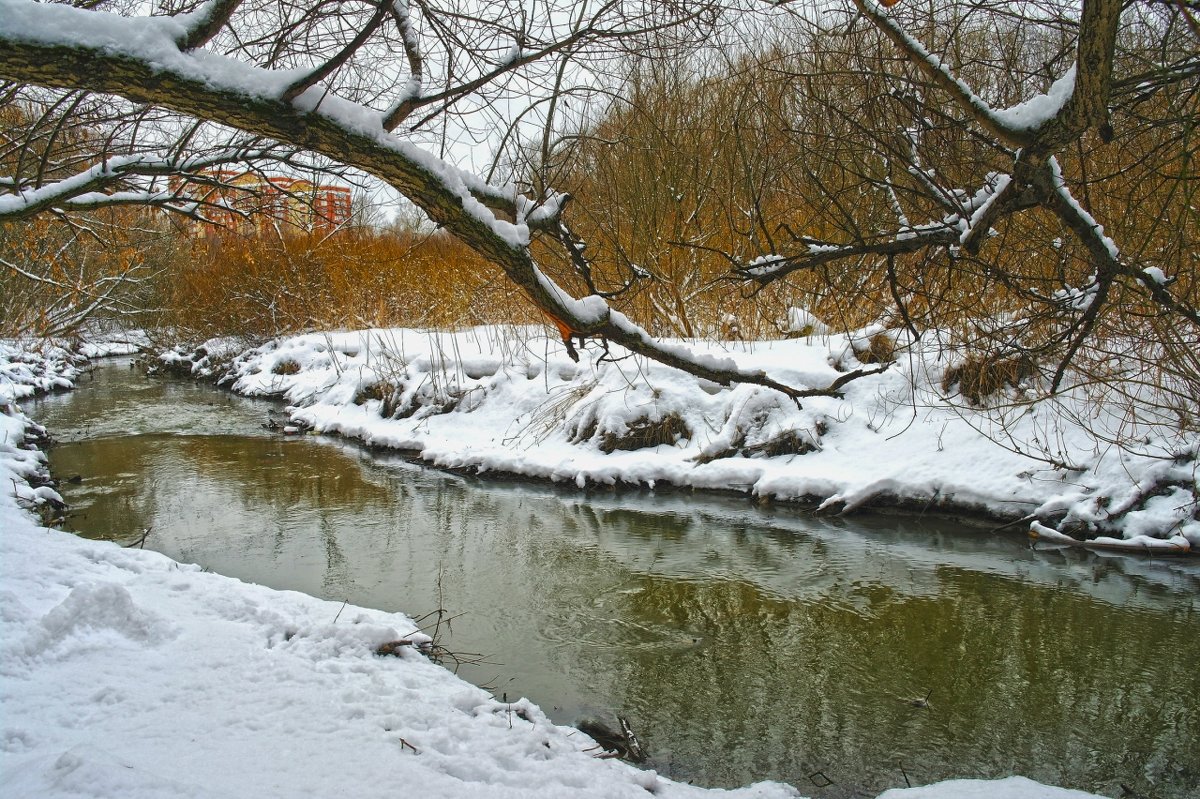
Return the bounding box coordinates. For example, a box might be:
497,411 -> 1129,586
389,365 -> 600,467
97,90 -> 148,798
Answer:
942,354 -> 1038,405
367,382 -> 404,418
158,227 -> 533,339
854,332 -> 898,365
597,413 -> 690,453
1,209 -> 178,338
541,37 -> 1197,438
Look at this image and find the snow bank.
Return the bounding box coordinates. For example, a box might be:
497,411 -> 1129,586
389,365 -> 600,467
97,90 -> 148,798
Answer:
0,515 -> 800,798
76,328 -> 151,359
0,341 -> 85,516
1,331 -> 148,406
169,326 -> 1198,546
0,340 -> 83,403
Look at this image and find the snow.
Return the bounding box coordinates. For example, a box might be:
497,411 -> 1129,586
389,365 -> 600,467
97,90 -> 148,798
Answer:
785,307 -> 830,337
0,343 -> 82,404
532,266 -> 611,326
517,191 -> 569,229
1048,158 -> 1120,260
991,67 -> 1077,131
743,254 -> 789,277
0,339 -> 1118,799
1140,266 -> 1169,286
607,310 -> 741,374
1053,276 -> 1101,312
877,777 -> 1104,799
960,174 -> 1011,244
1030,522 -> 1191,554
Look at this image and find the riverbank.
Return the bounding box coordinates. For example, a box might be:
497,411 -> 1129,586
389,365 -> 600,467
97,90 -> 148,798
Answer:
170,325 -> 1196,547
0,337 -> 1125,798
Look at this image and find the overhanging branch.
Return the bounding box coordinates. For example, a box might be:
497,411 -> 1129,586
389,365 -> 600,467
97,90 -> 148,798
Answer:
0,0 -> 868,404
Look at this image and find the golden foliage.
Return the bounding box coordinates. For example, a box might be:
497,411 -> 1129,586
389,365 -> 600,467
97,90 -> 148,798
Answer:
942,354 -> 1038,405
159,227 -> 531,338
0,208 -> 177,338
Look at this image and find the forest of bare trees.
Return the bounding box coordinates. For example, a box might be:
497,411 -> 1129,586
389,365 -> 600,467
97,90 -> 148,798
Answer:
0,0 -> 1196,421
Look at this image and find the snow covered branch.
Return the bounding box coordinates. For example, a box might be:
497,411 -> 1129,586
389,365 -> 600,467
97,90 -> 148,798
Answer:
850,0 -> 1038,147
0,0 -> 853,401
729,0 -> 1197,399
0,146 -> 288,222
176,0 -> 244,52
735,172 -> 1041,287
736,225 -> 960,286
850,0 -> 1121,157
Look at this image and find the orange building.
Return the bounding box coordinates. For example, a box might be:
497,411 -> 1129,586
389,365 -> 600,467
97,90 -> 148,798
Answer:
177,171 -> 353,235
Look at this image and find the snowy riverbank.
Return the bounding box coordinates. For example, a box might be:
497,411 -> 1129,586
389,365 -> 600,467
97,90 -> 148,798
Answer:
0,336 -> 1122,798
174,325 -> 1196,546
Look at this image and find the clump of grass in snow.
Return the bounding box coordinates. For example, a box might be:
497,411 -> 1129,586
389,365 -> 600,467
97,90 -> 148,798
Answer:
595,412 -> 691,454
943,354 -> 1037,405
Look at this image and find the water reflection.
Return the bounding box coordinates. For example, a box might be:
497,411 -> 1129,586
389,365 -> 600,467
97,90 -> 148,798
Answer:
34,362 -> 1200,799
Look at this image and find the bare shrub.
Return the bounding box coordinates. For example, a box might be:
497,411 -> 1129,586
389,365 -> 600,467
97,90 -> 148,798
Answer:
159,228 -> 525,339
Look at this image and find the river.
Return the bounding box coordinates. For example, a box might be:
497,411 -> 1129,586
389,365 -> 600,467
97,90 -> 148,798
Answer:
32,358 -> 1200,799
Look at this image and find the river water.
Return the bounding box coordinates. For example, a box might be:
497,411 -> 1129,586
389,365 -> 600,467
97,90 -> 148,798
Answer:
33,359 -> 1200,799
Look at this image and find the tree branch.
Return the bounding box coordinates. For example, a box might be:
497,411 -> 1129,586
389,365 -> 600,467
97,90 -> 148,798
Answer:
0,146 -> 290,221
0,0 -> 856,403
280,1 -> 391,104
177,0 -> 244,52
850,0 -> 1036,148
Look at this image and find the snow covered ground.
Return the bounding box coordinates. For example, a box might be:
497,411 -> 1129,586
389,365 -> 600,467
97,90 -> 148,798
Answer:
175,325 -> 1196,546
0,336 -> 1126,798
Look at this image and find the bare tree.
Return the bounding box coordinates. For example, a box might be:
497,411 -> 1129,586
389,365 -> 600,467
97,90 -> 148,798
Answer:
1,93 -> 282,220
0,0 -> 1195,413
731,0 -> 1198,412
0,0 -> 886,399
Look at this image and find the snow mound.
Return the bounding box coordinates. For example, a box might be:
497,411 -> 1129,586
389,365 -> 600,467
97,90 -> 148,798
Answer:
4,745 -> 223,799
21,582 -> 177,661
